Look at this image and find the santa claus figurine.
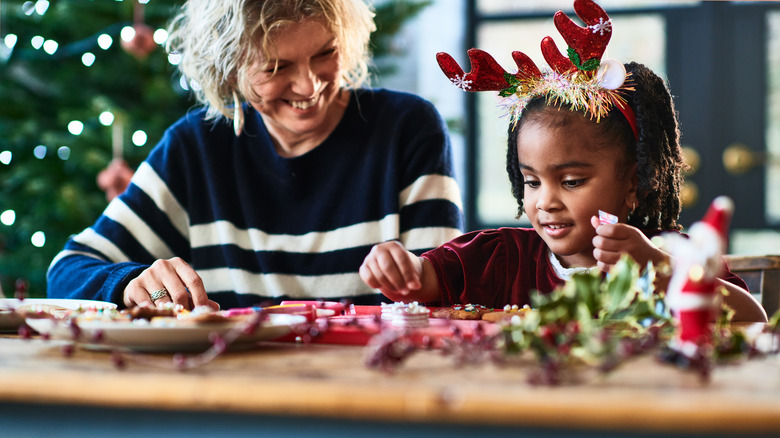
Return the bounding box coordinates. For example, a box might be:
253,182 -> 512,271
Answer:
663,196 -> 734,358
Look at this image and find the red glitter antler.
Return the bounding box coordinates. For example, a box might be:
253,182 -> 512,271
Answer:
436,48 -> 542,93
542,0 -> 612,73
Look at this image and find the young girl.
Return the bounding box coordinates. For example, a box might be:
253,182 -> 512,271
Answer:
359,0 -> 766,322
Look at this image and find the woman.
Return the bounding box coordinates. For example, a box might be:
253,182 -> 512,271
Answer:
47,0 -> 463,310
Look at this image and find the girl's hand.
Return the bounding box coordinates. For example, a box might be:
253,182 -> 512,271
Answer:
359,241 -> 423,301
591,216 -> 669,273
123,257 -> 219,310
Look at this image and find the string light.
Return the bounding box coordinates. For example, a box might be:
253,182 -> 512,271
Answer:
99,111 -> 114,126
34,0 -> 49,16
1,210 -> 16,226
0,151 -> 11,165
153,29 -> 168,45
168,52 -> 181,65
33,145 -> 47,159
131,130 -> 147,146
57,146 -> 70,160
97,34 -> 113,50
31,231 -> 46,248
81,52 -> 95,67
67,120 -> 84,135
120,26 -> 136,43
31,35 -> 44,49
4,34 -> 18,49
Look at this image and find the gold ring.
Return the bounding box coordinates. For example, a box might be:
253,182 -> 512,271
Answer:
149,288 -> 170,302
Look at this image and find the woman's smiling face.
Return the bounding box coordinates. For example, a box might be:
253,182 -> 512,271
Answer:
516,109 -> 636,268
246,19 -> 345,150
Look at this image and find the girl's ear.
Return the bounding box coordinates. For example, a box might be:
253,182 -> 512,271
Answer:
625,162 -> 639,212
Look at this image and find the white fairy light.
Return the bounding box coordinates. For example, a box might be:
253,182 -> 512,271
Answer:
99,111 -> 114,126
0,151 -> 12,165
33,145 -> 47,159
153,29 -> 168,45
67,120 -> 84,135
82,52 -> 96,67
22,1 -> 35,15
178,76 -> 189,90
97,34 -> 113,50
0,210 -> 16,226
132,130 -> 148,146
31,35 -> 44,50
31,231 -> 46,248
120,26 -> 136,42
42,39 -> 58,55
57,146 -> 70,160
168,52 -> 182,65
190,79 -> 201,91
4,34 -> 18,49
35,0 -> 50,15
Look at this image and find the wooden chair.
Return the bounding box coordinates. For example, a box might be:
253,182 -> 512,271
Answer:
724,255 -> 780,317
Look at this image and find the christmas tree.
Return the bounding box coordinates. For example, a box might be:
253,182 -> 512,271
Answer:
0,0 -> 429,297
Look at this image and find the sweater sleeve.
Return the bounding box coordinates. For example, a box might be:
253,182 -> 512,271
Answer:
46,123 -> 193,305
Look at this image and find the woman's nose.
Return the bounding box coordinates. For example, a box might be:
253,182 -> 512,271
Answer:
291,64 -> 320,97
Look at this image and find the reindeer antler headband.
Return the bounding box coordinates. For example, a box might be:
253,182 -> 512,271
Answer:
437,0 -> 638,139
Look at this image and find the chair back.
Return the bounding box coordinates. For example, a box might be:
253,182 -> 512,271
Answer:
724,255 -> 780,316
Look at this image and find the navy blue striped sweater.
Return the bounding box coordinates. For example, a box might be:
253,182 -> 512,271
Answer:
46,89 -> 464,308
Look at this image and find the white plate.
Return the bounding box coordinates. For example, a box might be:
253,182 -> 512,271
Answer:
25,313 -> 307,352
0,298 -> 117,332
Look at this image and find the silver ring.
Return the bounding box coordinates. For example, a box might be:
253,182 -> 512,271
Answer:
149,288 -> 170,302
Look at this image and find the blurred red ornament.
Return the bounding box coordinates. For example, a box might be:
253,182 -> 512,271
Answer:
121,23 -> 157,59
97,159 -> 134,202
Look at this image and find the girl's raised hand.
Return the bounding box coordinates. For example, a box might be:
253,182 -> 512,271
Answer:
591,215 -> 669,273
359,240 -> 423,301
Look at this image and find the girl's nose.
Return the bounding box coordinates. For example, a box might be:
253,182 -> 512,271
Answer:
535,186 -> 562,212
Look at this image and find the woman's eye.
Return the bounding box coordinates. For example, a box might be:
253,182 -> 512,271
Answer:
318,47 -> 337,58
523,180 -> 540,189
562,179 -> 585,188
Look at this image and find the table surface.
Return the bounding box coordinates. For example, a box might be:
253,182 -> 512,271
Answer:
2,324 -> 780,436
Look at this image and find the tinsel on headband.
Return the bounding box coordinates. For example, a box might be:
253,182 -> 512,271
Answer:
436,0 -> 638,138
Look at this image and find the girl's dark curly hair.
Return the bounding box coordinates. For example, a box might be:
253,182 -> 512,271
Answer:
506,62 -> 687,230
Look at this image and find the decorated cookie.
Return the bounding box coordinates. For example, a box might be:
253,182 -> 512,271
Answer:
431,304 -> 492,320
481,304 -> 531,323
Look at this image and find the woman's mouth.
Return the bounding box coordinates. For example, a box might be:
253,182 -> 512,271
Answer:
288,95 -> 319,110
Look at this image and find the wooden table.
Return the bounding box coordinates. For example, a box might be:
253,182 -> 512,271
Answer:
2,330 -> 780,437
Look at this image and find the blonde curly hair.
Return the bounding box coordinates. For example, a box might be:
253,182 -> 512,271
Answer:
166,0 -> 376,123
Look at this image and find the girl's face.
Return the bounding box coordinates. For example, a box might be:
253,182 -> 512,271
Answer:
516,111 -> 637,268
246,19 -> 345,151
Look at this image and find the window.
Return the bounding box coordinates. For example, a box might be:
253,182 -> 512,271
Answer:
468,1 -> 780,255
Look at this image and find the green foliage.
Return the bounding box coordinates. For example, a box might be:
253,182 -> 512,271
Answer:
498,255 -> 673,380
0,0 -> 192,296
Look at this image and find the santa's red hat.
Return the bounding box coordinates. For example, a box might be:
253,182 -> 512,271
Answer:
699,196 -> 734,242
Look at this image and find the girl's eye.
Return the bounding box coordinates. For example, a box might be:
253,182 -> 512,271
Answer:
562,179 -> 585,188
523,180 -> 540,189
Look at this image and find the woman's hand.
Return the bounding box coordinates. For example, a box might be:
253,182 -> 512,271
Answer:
359,241 -> 424,301
591,216 -> 669,273
123,257 -> 219,310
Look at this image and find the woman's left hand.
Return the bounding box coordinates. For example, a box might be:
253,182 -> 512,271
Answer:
590,215 -> 668,273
